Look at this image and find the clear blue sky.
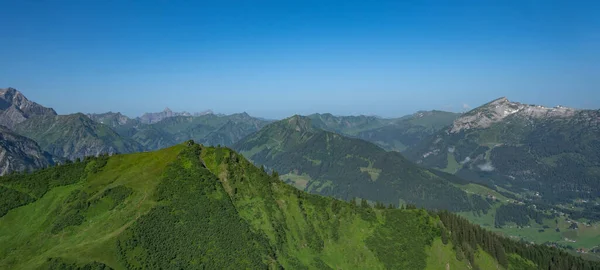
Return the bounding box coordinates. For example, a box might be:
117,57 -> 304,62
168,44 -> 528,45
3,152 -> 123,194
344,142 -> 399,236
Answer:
1,0 -> 598,119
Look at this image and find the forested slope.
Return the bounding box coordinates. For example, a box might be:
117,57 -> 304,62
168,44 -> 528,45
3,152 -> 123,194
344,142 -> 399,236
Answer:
234,115 -> 486,212
0,142 -> 597,269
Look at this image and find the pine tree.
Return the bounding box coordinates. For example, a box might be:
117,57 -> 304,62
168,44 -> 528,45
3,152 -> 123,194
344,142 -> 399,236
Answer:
441,227 -> 449,245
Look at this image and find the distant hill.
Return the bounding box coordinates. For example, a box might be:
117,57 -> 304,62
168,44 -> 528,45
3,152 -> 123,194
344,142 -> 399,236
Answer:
0,87 -> 57,129
233,115 -> 486,212
0,125 -> 54,175
1,142 -> 593,269
306,111 -> 459,152
14,113 -> 144,160
405,97 -> 600,216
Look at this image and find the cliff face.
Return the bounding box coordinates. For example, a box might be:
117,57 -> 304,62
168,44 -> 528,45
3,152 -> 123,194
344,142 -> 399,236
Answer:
0,126 -> 53,175
0,88 -> 57,129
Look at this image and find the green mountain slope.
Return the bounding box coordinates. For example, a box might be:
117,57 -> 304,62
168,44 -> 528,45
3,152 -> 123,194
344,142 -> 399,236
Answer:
1,142 -> 595,269
0,125 -> 54,175
233,115 -> 485,212
14,113 -> 144,160
405,98 -> 600,217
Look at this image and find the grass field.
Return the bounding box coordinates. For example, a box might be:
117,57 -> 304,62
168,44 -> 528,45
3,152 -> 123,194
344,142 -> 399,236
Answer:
425,238 -> 469,270
281,172 -> 312,190
442,152 -> 461,173
0,145 -> 183,269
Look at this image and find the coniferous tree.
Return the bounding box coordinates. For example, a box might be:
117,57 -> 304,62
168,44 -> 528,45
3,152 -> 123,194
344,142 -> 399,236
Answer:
361,198 -> 370,208
441,227 -> 449,245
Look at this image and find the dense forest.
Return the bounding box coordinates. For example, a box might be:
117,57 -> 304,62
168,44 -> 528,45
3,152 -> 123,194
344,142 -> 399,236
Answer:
438,211 -> 600,270
494,204 -> 555,227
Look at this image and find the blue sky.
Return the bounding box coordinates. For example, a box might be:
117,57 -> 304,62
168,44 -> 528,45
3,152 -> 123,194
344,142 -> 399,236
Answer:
1,0 -> 598,119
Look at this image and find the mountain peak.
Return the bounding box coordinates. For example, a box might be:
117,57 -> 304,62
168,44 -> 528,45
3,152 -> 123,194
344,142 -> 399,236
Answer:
283,115 -> 313,132
0,87 -> 18,95
0,87 -> 23,100
0,87 -> 57,129
490,96 -> 509,104
451,97 -> 577,133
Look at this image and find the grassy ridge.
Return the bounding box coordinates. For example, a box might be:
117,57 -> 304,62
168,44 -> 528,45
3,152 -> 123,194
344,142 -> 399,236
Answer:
0,145 -> 182,269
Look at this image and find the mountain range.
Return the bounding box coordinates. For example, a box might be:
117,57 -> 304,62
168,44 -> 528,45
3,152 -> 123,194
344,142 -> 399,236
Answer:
0,88 -> 271,175
306,111 -> 460,152
137,107 -> 214,124
2,87 -> 600,260
88,110 -> 271,150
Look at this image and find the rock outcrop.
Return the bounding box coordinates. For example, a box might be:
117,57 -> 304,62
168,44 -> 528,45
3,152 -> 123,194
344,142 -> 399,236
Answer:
0,125 -> 53,175
0,87 -> 57,129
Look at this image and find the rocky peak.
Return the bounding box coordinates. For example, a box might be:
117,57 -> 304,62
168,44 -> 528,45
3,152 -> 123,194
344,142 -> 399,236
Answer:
450,97 -> 577,133
0,125 -> 53,175
0,87 -> 57,129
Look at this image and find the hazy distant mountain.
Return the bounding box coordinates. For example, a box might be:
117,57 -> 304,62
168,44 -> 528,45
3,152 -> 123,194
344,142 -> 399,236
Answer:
306,111 -> 459,152
0,88 -> 57,129
355,111 -> 461,152
0,125 -> 54,175
406,97 -> 600,209
87,110 -> 271,151
233,115 -> 486,212
132,112 -> 270,150
87,112 -> 143,137
306,113 -> 394,135
137,107 -> 212,124
193,109 -> 214,116
14,113 -> 144,160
